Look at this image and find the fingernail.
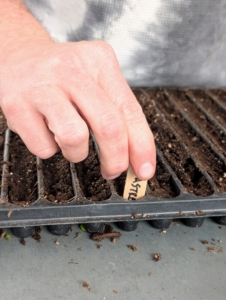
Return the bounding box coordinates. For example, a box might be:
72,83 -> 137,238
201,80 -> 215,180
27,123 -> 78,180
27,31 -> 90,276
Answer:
106,174 -> 121,180
138,163 -> 155,180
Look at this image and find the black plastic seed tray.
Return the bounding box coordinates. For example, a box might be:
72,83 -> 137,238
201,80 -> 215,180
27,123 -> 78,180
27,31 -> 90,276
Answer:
0,89 -> 226,229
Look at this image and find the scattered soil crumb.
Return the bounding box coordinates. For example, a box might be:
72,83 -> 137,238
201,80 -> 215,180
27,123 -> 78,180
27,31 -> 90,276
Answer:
153,253 -> 162,261
179,212 -> 186,216
207,246 -> 215,253
113,290 -> 118,294
82,281 -> 92,292
0,229 -> 6,239
7,210 -> 12,218
55,240 -> 59,245
218,240 -> 222,243
78,247 -> 83,251
190,247 -> 196,251
148,272 -> 153,276
20,238 -> 26,246
202,240 -> 209,244
111,237 -> 117,243
91,224 -> 121,242
218,247 -> 224,253
132,213 -> 139,219
32,226 -> 41,242
196,210 -> 204,215
75,232 -> 81,239
96,244 -> 102,249
128,245 -> 137,252
92,232 -> 121,242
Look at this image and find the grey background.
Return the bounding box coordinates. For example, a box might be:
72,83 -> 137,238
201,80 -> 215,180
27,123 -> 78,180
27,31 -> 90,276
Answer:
0,218 -> 226,300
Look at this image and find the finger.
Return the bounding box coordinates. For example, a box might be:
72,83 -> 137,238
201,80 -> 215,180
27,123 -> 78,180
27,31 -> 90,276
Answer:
4,102 -> 58,158
67,77 -> 129,180
33,89 -> 90,162
98,65 -> 156,180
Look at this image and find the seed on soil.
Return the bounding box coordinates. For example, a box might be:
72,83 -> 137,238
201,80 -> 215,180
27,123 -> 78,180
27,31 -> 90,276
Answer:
78,247 -> 83,251
96,244 -> 102,249
113,290 -> 118,294
148,272 -> 153,276
190,247 -> 196,251
55,240 -> 59,245
160,230 -> 167,234
127,245 -> 137,252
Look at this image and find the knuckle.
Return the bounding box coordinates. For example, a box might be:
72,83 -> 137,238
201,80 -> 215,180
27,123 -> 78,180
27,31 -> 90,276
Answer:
1,96 -> 18,117
95,41 -> 117,67
99,114 -> 124,140
120,101 -> 144,124
57,125 -> 89,148
50,49 -> 82,73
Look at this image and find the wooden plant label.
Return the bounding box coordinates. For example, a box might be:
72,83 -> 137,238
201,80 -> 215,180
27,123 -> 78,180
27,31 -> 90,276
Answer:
123,165 -> 147,200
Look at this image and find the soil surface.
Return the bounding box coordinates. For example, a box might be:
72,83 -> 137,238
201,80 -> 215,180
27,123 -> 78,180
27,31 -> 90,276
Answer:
165,89 -> 226,156
7,132 -> 38,205
75,139 -> 111,201
188,90 -> 226,128
140,90 -> 213,197
42,152 -> 74,203
205,89 -> 226,107
148,158 -> 178,198
150,89 -> 226,192
0,109 -> 7,186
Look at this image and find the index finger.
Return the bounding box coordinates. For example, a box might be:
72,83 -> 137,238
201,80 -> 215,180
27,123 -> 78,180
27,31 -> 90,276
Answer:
98,65 -> 156,180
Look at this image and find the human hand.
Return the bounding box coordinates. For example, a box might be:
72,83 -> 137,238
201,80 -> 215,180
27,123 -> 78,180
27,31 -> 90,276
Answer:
0,40 -> 156,180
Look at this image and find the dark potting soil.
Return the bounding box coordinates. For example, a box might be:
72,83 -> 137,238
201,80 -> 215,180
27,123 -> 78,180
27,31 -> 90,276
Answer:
0,108 -> 7,166
42,152 -> 74,203
165,89 -> 226,157
7,132 -> 37,205
188,90 -> 226,128
148,158 -> 178,198
137,90 -> 213,197
205,89 -> 226,107
75,139 -> 111,201
152,89 -> 226,192
114,159 -> 177,199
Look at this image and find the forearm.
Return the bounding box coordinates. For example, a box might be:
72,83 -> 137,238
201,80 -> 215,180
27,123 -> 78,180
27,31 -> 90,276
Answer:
0,0 -> 51,58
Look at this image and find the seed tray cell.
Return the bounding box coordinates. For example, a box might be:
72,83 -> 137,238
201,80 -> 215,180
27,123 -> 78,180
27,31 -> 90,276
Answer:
0,89 -> 226,227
